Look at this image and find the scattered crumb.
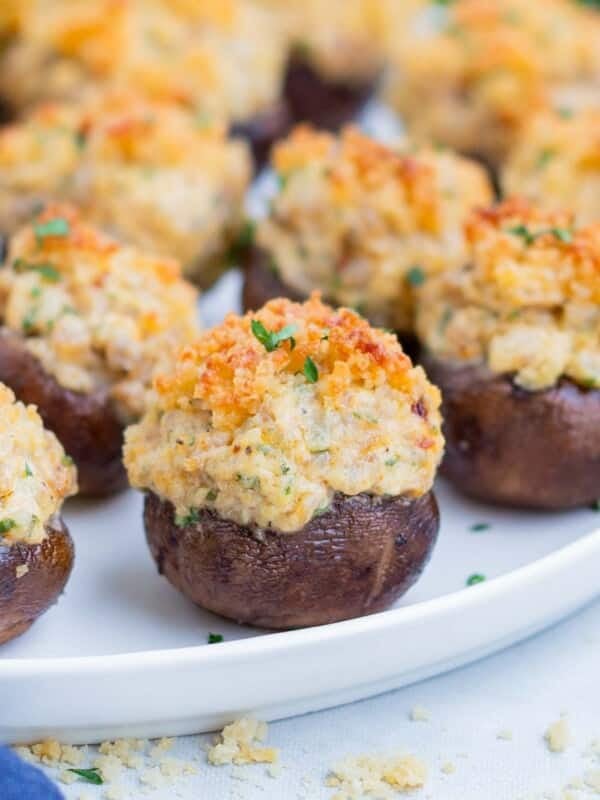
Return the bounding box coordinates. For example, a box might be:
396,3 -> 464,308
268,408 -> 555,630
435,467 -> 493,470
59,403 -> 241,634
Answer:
103,788 -> 125,800
584,769 -> 600,792
58,770 -> 78,785
410,706 -> 430,723
267,763 -> 282,779
149,737 -> 174,759
93,754 -> 124,783
139,766 -> 165,788
497,729 -> 513,741
15,564 -> 29,578
208,718 -> 279,766
159,756 -> 197,777
545,718 -> 571,753
78,794 -> 94,800
31,739 -> 62,763
440,761 -> 455,775
326,753 -> 427,799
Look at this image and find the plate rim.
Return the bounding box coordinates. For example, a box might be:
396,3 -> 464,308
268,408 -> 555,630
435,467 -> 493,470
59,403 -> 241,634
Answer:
2,525 -> 599,676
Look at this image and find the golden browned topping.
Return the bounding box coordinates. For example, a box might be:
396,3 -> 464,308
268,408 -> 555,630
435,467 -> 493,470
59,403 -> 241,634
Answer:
503,108 -> 600,226
0,383 -> 77,545
257,125 -> 492,332
0,203 -> 199,420
0,91 -> 251,280
125,295 -> 443,533
385,0 -> 600,163
417,198 -> 600,391
1,0 -> 289,121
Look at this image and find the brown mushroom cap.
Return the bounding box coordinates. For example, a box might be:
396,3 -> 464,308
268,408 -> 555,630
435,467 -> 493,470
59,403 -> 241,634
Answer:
231,101 -> 293,172
0,328 -> 127,497
424,356 -> 600,510
144,489 -> 440,630
283,54 -> 379,132
0,516 -> 74,645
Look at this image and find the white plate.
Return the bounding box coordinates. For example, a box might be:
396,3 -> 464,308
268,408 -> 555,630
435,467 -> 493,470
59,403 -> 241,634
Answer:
1,270 -> 599,745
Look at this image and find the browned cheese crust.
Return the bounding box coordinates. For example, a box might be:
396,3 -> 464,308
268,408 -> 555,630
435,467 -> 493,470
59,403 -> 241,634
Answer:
144,489 -> 439,630
0,516 -> 74,645
425,357 -> 600,510
0,329 -> 126,496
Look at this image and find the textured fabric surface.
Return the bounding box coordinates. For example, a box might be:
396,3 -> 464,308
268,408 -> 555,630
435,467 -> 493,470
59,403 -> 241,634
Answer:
0,746 -> 65,800
19,598 -> 600,799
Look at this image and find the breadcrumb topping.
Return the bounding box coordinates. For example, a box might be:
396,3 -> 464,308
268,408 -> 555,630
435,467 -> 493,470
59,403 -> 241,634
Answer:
417,198 -> 600,391
0,383 -> 76,544
385,0 -> 600,164
257,125 -> 492,332
0,203 -> 199,421
125,294 -> 443,532
0,91 -> 251,281
2,0 -> 289,121
503,108 -> 600,227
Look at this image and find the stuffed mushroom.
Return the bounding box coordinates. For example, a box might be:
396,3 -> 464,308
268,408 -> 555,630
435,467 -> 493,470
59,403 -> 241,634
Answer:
0,203 -> 199,497
0,92 -> 252,287
384,0 -> 600,172
0,0 -> 291,167
503,108 -> 600,227
416,198 -> 600,510
0,383 -> 76,645
243,126 -> 493,339
124,294 -> 444,629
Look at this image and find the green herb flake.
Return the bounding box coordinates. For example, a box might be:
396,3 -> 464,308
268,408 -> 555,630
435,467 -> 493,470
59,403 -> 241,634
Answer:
61,454 -> 74,467
466,573 -> 486,586
536,148 -> 555,169
206,489 -> 219,502
0,518 -> 16,535
385,457 -> 399,467
24,463 -> 33,478
251,319 -> 297,353
558,107 -> 574,120
34,217 -> 70,245
21,309 -> 37,334
550,227 -> 572,244
470,522 -> 491,532
207,632 -> 223,644
507,224 -> 536,246
14,258 -> 61,282
303,356 -> 318,383
67,768 -> 104,786
175,508 -> 201,528
405,266 -> 426,287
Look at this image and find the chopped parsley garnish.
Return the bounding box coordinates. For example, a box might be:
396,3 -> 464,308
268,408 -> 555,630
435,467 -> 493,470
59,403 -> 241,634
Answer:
207,632 -> 223,644
251,320 -> 297,353
558,107 -> 574,119
21,308 -> 37,334
470,522 -> 491,532
0,518 -> 16,535
236,473 -> 260,490
24,463 -> 33,478
536,148 -> 555,169
61,454 -> 74,467
507,225 -> 573,246
466,573 -> 486,586
13,259 -> 61,282
175,509 -> 201,527
385,457 -> 399,467
236,220 -> 255,251
303,356 -> 318,383
34,217 -> 70,244
206,489 -> 219,502
405,266 -> 426,287
67,768 -> 104,785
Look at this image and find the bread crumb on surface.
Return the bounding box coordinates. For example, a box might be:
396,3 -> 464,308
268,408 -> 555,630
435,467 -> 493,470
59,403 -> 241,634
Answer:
545,718 -> 571,753
440,761 -> 455,775
15,564 -> 29,578
410,706 -> 430,723
149,737 -> 174,759
58,770 -> 78,785
584,769 -> 600,792
139,766 -> 165,788
497,729 -> 513,741
326,753 -> 427,799
103,788 -> 125,800
208,718 -> 279,766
